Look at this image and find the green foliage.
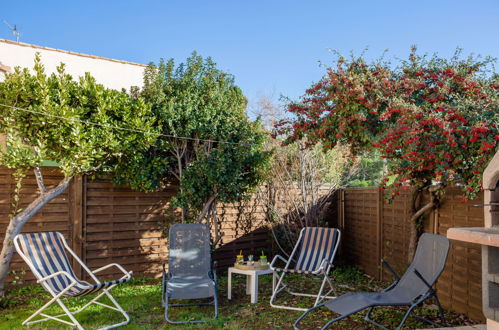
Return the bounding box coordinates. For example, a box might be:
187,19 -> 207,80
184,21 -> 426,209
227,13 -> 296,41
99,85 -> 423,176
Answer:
113,52 -> 271,219
0,54 -> 156,179
7,270 -> 25,287
174,121 -> 270,211
0,269 -> 27,308
346,152 -> 385,187
9,169 -> 26,217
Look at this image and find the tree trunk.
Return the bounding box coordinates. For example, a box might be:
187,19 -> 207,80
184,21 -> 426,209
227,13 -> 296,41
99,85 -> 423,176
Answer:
170,140 -> 187,222
176,154 -> 185,222
197,194 -> 217,223
211,204 -> 223,247
0,176 -> 72,297
406,186 -> 441,263
195,195 -> 222,246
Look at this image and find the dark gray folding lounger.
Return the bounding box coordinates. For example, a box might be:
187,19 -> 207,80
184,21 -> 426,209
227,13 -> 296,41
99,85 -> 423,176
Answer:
294,233 -> 450,330
162,223 -> 218,324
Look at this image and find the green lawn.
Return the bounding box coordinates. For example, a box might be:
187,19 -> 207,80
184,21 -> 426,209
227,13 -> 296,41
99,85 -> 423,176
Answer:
0,267 -> 479,329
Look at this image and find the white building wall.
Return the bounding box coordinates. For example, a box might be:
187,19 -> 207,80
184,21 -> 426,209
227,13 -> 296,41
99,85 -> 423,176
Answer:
0,39 -> 146,91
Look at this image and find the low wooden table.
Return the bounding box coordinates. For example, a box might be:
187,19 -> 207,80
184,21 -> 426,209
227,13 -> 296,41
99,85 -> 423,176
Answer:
227,266 -> 275,303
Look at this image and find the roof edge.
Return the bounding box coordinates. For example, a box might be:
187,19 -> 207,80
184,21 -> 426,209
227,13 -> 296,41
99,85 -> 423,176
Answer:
0,38 -> 148,68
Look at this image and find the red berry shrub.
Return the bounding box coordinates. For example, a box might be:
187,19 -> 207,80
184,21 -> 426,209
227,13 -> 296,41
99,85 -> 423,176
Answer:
277,48 -> 498,198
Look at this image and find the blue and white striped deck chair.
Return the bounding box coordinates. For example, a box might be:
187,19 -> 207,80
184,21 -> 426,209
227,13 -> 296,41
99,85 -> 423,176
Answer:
14,232 -> 132,330
270,227 -> 341,311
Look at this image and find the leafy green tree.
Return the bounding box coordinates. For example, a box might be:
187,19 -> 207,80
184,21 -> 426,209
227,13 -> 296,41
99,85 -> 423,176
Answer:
0,55 -> 155,296
113,53 -> 271,243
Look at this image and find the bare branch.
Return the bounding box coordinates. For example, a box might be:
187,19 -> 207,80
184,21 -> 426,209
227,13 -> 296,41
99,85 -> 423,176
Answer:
211,203 -> 224,247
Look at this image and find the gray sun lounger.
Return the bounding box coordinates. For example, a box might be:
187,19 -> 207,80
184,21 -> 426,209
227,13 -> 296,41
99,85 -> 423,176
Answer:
294,233 -> 450,330
162,223 -> 218,324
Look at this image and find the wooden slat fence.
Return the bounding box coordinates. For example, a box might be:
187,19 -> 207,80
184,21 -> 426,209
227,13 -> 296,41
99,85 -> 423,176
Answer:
339,186 -> 485,320
213,184 -> 337,268
380,190 -> 413,278
433,188 -> 483,320
83,177 -> 175,279
0,166 -> 485,321
0,168 -> 73,284
0,168 -> 272,285
341,188 -> 380,276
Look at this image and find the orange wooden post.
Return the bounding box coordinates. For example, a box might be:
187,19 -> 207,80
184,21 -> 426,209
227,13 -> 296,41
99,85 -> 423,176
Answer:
69,175 -> 85,279
377,188 -> 383,281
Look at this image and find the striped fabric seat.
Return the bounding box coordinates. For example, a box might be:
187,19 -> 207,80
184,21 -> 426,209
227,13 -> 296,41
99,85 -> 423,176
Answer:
16,232 -> 130,297
270,227 -> 341,311
283,227 -> 339,274
272,268 -> 318,275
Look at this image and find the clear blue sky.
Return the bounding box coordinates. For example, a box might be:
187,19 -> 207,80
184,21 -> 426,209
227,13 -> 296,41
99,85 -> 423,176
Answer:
2,0 -> 498,107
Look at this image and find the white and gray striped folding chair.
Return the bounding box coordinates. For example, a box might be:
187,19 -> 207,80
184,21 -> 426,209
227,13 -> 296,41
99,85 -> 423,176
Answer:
270,227 -> 341,311
14,232 -> 132,330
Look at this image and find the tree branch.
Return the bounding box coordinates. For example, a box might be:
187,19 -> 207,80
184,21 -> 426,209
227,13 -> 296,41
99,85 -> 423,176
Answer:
0,176 -> 72,296
34,167 -> 47,194
211,203 -> 224,247
409,200 -> 435,223
13,177 -> 72,225
197,194 -> 218,223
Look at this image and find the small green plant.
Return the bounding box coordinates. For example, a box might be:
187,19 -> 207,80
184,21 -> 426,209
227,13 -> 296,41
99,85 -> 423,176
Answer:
9,269 -> 26,286
331,266 -> 366,284
0,295 -> 15,309
0,269 -> 27,308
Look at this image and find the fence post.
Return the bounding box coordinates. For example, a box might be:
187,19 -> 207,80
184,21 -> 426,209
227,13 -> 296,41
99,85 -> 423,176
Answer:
376,188 -> 383,280
433,208 -> 439,234
69,175 -> 85,278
